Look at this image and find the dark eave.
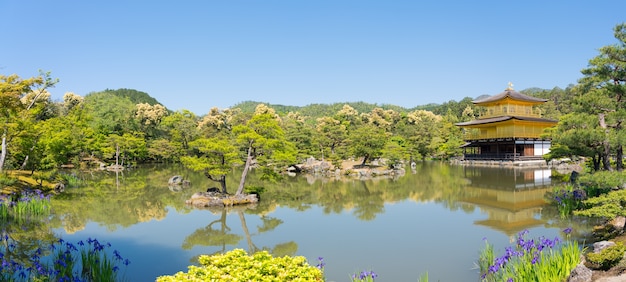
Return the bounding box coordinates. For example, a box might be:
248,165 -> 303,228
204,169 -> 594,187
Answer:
455,116 -> 558,126
473,90 -> 548,104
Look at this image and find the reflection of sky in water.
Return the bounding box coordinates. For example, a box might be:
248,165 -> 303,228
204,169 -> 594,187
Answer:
54,200 -> 564,282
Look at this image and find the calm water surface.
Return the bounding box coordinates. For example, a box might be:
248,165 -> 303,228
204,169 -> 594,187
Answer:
43,162 -> 591,282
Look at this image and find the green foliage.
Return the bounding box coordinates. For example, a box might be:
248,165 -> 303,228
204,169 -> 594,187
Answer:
83,92 -> 138,135
95,88 -> 163,107
586,242 -> 626,270
244,185 -> 265,195
0,174 -> 17,188
55,172 -> 81,187
348,124 -> 387,165
381,136 -> 409,168
156,248 -> 323,282
575,189 -> 626,219
578,171 -> 626,197
233,105 -> 297,195
551,22 -> 626,172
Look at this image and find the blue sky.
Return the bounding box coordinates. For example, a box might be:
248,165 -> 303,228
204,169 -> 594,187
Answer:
1,1 -> 624,115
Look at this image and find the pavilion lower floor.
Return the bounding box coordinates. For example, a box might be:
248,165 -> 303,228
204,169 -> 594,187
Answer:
461,139 -> 551,161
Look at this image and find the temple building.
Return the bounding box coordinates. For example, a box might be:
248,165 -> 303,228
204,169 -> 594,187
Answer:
455,83 -> 557,161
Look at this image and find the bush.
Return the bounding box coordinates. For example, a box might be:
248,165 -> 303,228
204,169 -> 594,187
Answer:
578,171 -> 626,197
156,249 -> 323,282
574,189 -> 626,219
586,242 -> 626,270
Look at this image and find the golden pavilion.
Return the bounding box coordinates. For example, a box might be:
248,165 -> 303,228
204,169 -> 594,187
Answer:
455,83 -> 558,161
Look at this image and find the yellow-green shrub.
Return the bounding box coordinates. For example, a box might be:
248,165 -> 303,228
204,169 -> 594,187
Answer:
586,242 -> 626,270
156,249 -> 323,282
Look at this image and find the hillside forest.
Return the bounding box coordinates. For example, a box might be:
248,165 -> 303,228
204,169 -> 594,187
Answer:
1,23 -> 625,191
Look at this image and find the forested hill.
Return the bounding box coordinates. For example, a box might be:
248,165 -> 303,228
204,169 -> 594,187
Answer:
232,100 -> 409,117
82,86 -> 570,121
233,97 -> 480,119
86,88 -> 163,107
229,86 -> 571,120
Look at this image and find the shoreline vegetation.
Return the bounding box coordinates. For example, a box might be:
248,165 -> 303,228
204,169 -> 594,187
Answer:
4,162 -> 626,281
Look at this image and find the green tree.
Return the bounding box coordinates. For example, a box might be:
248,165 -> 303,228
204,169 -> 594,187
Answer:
381,136 -> 409,168
159,110 -> 199,151
0,70 -> 57,172
282,111 -> 315,161
574,23 -> 626,170
314,116 -> 348,160
83,92 -> 137,136
233,104 -> 297,196
546,112 -> 606,170
181,137 -> 240,193
348,124 -> 387,166
405,109 -> 443,160
103,133 -> 147,166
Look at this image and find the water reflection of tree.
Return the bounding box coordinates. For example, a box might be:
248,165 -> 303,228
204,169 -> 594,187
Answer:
351,182 -> 385,221
49,166 -> 196,233
181,209 -> 241,252
48,163 -> 570,240
181,205 -> 296,258
1,218 -> 58,271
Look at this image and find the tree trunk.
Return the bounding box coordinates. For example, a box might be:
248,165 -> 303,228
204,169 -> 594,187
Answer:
238,210 -> 258,253
618,145 -> 624,171
0,130 -> 7,173
20,155 -> 29,170
204,171 -> 229,194
593,154 -> 601,171
361,155 -> 369,166
116,144 -> 120,167
236,142 -> 254,196
219,175 -> 227,194
599,113 -> 613,171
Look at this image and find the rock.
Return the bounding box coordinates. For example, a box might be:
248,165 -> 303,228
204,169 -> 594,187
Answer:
610,216 -> 626,232
567,262 -> 593,282
185,192 -> 259,207
593,241 -> 616,253
54,182 -> 65,193
595,273 -> 626,282
168,175 -> 184,185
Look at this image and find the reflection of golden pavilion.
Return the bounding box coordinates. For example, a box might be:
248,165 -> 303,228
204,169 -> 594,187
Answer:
461,167 -> 553,237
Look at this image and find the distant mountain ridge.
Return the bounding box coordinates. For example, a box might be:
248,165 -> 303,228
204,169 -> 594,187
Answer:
82,87 -> 563,120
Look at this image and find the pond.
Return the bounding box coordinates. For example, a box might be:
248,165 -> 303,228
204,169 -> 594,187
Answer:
25,162 -> 594,281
